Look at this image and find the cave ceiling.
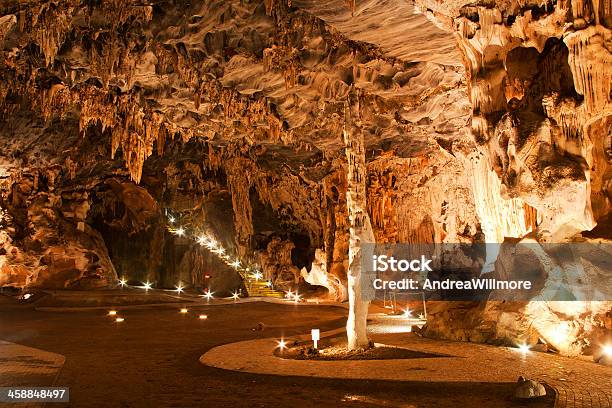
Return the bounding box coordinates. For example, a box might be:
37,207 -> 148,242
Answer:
0,0 -> 470,184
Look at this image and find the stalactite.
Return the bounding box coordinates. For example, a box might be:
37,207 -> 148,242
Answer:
206,144 -> 223,172
194,77 -> 291,143
263,45 -> 300,89
0,1 -> 167,183
263,0 -> 291,20
0,0 -> 406,189
470,154 -> 535,244
78,87 -> 117,133
24,1 -> 79,67
564,25 -> 612,114
76,87 -> 168,182
346,0 -> 356,17
283,62 -> 298,89
156,124 -> 166,156
0,14 -> 16,50
65,157 -> 77,180
366,169 -> 398,242
264,0 -> 275,16
89,35 -> 123,86
570,0 -> 612,25
542,93 -> 584,141
267,113 -> 283,141
40,83 -> 71,121
224,158 -> 255,255
99,0 -> 153,29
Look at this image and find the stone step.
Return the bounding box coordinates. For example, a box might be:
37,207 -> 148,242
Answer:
247,289 -> 284,298
242,276 -> 284,298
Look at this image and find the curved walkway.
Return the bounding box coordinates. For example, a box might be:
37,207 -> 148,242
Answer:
200,315 -> 612,408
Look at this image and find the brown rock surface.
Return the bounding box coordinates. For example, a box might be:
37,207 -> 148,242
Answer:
0,0 -> 609,355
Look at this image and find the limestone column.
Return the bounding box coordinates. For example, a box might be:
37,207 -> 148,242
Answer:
343,90 -> 375,350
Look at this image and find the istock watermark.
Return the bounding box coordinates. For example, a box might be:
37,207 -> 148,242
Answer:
371,254 -> 433,272
360,242 -> 612,302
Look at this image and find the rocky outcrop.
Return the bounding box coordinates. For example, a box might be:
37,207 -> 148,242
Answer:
301,248 -> 346,300
258,237 -> 301,289
416,0 -> 611,241
414,0 -> 612,354
0,175 -> 116,289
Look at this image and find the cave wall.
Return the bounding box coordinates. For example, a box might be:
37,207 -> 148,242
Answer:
417,0 -> 611,241
0,116 -> 246,292
413,0 -> 612,354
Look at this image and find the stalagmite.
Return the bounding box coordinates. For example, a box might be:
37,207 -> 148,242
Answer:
343,91 -> 375,350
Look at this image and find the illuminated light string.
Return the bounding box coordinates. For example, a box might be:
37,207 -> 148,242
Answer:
281,289 -> 301,303
116,210 -> 292,303
162,210 -> 279,300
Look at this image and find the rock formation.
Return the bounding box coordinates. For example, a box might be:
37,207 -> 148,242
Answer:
343,90 -> 375,350
413,0 -> 611,355
0,0 -> 609,356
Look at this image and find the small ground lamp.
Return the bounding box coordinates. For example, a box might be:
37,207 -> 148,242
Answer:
311,329 -> 320,349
